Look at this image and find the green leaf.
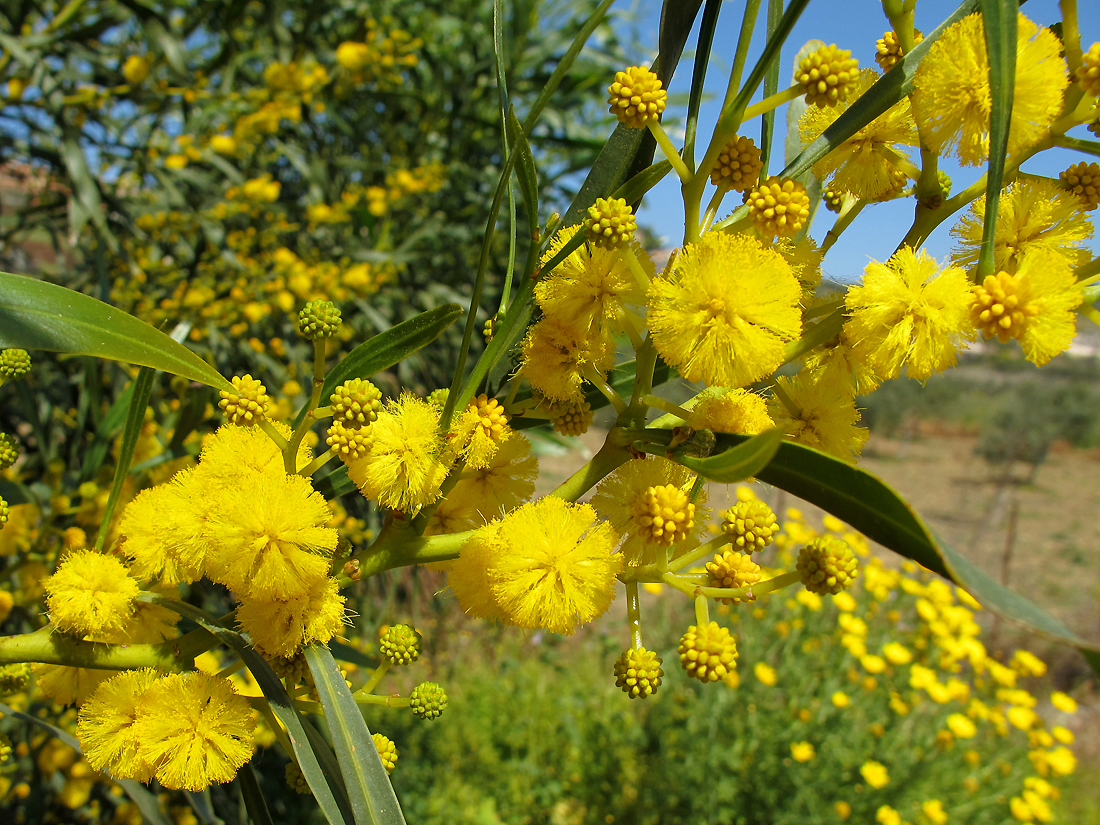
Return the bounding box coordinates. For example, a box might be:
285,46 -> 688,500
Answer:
298,304 -> 462,429
0,701 -> 171,825
238,763 -> 275,825
758,0 -> 785,175
147,596 -> 354,825
506,108 -> 539,235
314,464 -> 356,499
81,376 -> 136,480
612,161 -> 674,204
706,435 -> 1099,652
0,480 -> 31,505
0,272 -> 233,392
94,367 -> 155,552
978,0 -> 1016,278
682,0 -> 721,170
676,428 -> 784,483
304,645 -> 406,825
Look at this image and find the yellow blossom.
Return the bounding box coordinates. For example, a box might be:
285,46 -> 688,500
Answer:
845,247 -> 975,380
876,805 -> 901,825
831,690 -> 850,708
77,669 -> 161,782
754,662 -> 778,686
947,713 -> 977,739
44,551 -> 140,636
799,69 -> 918,200
687,388 -> 774,435
235,576 -> 346,658
790,741 -> 815,762
911,13 -> 1066,165
922,800 -> 948,825
519,317 -> 615,404
346,393 -> 450,514
647,232 -> 802,388
861,760 -> 890,789
1050,691 -> 1077,713
768,372 -> 868,461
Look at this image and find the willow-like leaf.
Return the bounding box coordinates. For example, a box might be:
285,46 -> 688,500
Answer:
978,0 -> 1016,277
94,366 -> 155,552
304,645 -> 406,825
0,272 -> 232,391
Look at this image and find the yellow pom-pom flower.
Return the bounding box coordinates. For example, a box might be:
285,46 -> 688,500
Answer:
912,13 -> 1066,166
371,733 -> 398,774
614,647 -> 664,699
119,468 -> 210,585
590,457 -> 708,566
796,44 -> 859,107
235,576 -> 346,658
584,197 -> 636,248
970,249 -> 1082,366
721,500 -> 779,553
204,469 -> 337,601
710,135 -> 763,191
446,522 -> 511,622
218,374 -> 269,426
336,41 -> 371,71
791,741 -> 816,762
950,180 -> 1093,274
844,247 -> 976,381
134,672 -> 256,791
705,550 -> 762,604
121,55 -> 150,86
1059,161 -> 1100,210
647,232 -> 801,389
330,378 -> 383,426
768,372 -> 868,461
746,177 -> 811,237
797,536 -> 859,595
453,394 -> 512,470
693,388 -> 775,435
519,317 -> 615,404
799,70 -> 919,201
874,29 -> 923,70
535,225 -> 649,336
632,484 -> 695,547
861,760 -> 890,789
346,393 -> 450,514
607,66 -> 667,128
1076,42 -> 1100,96
45,551 -> 140,636
443,433 -> 538,523
678,621 -> 738,682
464,497 -> 622,635
553,399 -> 594,437
77,669 -> 161,782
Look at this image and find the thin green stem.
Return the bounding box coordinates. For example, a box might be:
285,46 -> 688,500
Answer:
0,624 -> 215,670
1060,0 -> 1083,73
582,366 -> 628,415
549,432 -> 631,502
626,582 -> 642,650
694,593 -> 710,627
641,394 -> 692,422
619,244 -> 653,293
783,307 -> 846,366
767,376 -> 801,419
629,337 -> 659,412
668,532 -> 730,573
646,120 -> 692,182
354,694 -> 411,708
284,340 -> 327,473
695,569 -> 801,601
702,181 -> 732,230
298,448 -> 336,478
741,85 -> 802,122
820,200 -> 866,255
216,659 -> 246,680
360,660 -> 391,695
259,418 -> 289,451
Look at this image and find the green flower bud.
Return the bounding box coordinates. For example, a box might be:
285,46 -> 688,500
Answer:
371,733 -> 398,774
0,349 -> 31,379
330,378 -> 382,427
0,434 -> 19,471
410,681 -> 447,720
298,299 -> 342,340
379,624 -> 422,666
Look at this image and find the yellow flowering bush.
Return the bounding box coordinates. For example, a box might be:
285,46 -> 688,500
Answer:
1,0 -> 1098,822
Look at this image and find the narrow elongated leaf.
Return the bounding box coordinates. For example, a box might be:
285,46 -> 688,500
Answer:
304,645 -> 406,825
978,0 -> 1016,278
612,161 -> 673,205
95,367 -> 156,552
313,304 -> 462,413
0,272 -> 233,392
314,464 -> 356,499
676,428 -> 784,483
506,108 -> 539,236
704,435 -> 1099,652
238,763 -> 275,825
147,596 -> 354,825
0,701 -> 171,825
0,480 -> 31,505
683,0 -> 721,169
758,0 -> 784,174
82,378 -> 136,480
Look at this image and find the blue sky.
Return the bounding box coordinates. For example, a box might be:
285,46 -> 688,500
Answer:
615,0 -> 1100,283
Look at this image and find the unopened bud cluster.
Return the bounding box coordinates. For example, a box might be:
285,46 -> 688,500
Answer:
678,621 -> 738,683
584,197 -> 636,248
721,500 -> 779,553
607,66 -> 667,129
796,44 -> 859,107
379,624 -> 422,666
746,177 -> 810,237
410,682 -> 447,720
218,375 -> 269,425
797,537 -> 859,595
553,400 -> 593,437
0,348 -> 31,379
372,733 -> 399,774
614,647 -> 664,699
298,299 -> 343,340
